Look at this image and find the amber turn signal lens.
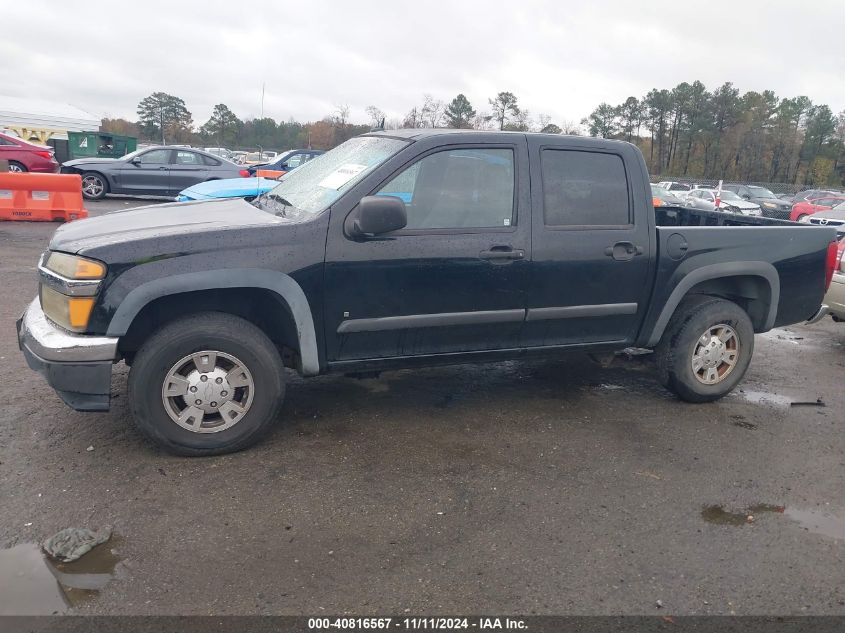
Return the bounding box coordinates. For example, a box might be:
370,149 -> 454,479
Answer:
67,297 -> 95,328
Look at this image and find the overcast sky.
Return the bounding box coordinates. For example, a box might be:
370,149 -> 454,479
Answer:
2,1 -> 843,129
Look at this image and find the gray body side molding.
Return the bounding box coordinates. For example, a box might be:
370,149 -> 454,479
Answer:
643,261 -> 780,348
106,269 -> 321,376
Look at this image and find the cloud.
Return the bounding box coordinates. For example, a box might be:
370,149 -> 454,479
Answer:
2,0 -> 843,129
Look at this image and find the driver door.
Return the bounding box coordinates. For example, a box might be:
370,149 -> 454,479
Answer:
119,148 -> 172,195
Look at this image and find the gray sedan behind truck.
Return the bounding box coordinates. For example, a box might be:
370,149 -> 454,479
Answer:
62,146 -> 247,200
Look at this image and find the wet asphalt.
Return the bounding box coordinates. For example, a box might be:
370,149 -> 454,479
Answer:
0,197 -> 844,615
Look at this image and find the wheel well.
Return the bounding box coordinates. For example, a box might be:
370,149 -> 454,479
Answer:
685,275 -> 772,331
118,288 -> 300,368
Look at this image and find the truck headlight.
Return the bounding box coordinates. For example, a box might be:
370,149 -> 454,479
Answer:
43,252 -> 106,280
40,285 -> 96,332
38,252 -> 106,332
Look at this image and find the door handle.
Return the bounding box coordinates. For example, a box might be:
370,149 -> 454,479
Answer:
604,241 -> 644,261
158,166 -> 168,170
479,247 -> 525,262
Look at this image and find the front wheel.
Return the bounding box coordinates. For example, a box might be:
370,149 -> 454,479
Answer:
81,172 -> 108,200
655,296 -> 754,403
128,312 -> 285,455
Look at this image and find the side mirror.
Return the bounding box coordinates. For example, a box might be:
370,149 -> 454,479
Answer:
349,196 -> 407,237
130,156 -> 142,165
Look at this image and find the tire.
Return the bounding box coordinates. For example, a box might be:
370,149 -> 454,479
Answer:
655,295 -> 754,403
8,161 -> 26,173
128,312 -> 285,456
81,172 -> 108,200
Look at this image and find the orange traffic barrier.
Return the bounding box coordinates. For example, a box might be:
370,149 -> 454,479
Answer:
0,173 -> 89,222
255,169 -> 286,179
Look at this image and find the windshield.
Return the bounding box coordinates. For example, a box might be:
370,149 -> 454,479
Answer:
748,185 -> 776,198
254,136 -> 408,216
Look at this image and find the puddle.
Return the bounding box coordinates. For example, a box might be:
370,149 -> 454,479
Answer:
701,503 -> 784,526
702,504 -> 845,539
0,539 -> 122,614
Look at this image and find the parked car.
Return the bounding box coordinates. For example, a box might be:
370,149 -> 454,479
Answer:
650,184 -> 685,206
784,188 -> 842,205
177,177 -> 278,202
246,149 -> 324,176
685,188 -> 762,216
204,147 -> 234,161
807,206 -> 845,322
722,184 -> 792,219
0,131 -> 59,173
17,130 -> 838,455
61,146 -> 249,200
656,181 -> 691,198
790,196 -> 845,222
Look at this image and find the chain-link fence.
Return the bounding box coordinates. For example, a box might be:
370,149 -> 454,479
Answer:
649,175 -> 803,197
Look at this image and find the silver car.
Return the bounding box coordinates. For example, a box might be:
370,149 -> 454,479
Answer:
685,188 -> 762,216
62,146 -> 246,200
805,204 -> 845,321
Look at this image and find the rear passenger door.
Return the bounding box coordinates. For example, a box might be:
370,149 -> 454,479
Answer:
523,139 -> 653,348
170,150 -> 212,194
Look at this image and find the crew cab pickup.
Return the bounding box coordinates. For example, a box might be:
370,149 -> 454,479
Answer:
17,130 -> 839,455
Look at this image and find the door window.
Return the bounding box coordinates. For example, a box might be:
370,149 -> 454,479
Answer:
138,149 -> 171,164
376,148 -> 515,229
175,151 -> 203,165
541,150 -> 630,226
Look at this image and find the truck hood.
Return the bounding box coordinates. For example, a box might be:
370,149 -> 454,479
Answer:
49,198 -> 289,254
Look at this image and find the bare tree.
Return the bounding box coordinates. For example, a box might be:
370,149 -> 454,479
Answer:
421,94 -> 446,128
365,106 -> 385,128
403,107 -> 424,128
560,119 -> 582,135
332,104 -> 350,127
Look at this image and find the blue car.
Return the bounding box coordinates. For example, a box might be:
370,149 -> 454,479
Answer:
177,177 -> 278,202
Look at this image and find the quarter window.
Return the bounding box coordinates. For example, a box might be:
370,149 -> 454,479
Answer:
541,150 -> 630,226
376,148 -> 515,230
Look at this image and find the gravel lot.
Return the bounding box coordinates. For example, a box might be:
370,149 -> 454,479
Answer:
1,196 -> 844,615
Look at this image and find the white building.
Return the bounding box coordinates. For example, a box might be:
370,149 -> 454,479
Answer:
0,95 -> 99,144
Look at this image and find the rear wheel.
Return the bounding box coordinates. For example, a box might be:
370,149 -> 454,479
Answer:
655,296 -> 754,403
8,161 -> 26,173
81,172 -> 108,200
128,312 -> 285,455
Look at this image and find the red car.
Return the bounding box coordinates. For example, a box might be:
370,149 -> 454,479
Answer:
0,131 -> 59,173
791,195 -> 845,222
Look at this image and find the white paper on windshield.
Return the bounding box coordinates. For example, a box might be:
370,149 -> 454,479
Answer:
318,163 -> 368,190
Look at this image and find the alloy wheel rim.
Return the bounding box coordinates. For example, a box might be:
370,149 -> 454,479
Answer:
691,324 -> 740,385
9,164 -> 23,173
82,176 -> 103,196
161,350 -> 255,433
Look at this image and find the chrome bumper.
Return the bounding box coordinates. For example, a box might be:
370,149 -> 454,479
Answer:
17,297 -> 118,362
805,304 -> 829,325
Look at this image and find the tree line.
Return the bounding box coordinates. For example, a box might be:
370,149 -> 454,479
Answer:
583,81 -> 845,187
100,91 -> 578,153
99,87 -> 844,187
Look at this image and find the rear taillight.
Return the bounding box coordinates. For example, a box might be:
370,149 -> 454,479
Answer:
824,240 -> 839,291
34,150 -> 54,160
239,169 -> 250,178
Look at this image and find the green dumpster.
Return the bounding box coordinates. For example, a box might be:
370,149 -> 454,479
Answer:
68,132 -> 137,159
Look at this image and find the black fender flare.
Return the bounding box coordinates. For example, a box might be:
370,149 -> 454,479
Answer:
643,261 -> 780,348
105,269 -> 320,376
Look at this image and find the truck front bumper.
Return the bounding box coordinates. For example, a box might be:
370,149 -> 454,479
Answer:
16,298 -> 118,412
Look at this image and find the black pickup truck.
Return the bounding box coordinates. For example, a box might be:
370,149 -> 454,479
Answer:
17,130 -> 838,455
